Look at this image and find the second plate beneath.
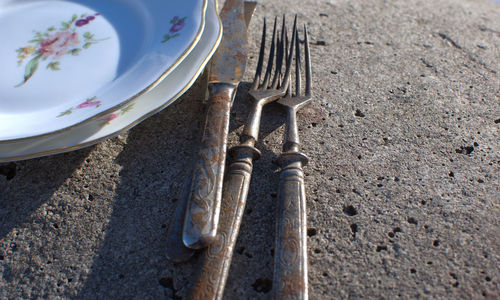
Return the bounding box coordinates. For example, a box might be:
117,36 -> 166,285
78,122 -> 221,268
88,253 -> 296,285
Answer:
0,0 -> 222,162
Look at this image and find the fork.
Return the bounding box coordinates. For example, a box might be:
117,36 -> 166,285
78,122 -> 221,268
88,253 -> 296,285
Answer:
187,16 -> 295,300
273,24 -> 312,300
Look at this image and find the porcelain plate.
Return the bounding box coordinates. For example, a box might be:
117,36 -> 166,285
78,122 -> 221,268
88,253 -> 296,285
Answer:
0,0 -> 221,162
0,0 -> 206,141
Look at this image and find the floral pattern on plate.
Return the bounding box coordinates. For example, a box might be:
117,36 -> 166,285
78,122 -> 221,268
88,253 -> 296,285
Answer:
162,16 -> 187,43
99,103 -> 135,126
57,96 -> 101,117
15,13 -> 108,87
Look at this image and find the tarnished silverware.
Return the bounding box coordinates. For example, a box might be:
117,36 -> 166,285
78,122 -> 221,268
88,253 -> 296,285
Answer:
273,24 -> 312,300
182,0 -> 254,249
188,17 -> 295,300
165,1 -> 257,262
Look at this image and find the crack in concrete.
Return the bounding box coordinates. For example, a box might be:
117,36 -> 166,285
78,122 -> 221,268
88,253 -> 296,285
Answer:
438,32 -> 462,49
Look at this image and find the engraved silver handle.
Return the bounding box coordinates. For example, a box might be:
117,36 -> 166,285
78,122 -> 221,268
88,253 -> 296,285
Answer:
183,82 -> 237,249
273,21 -> 312,299
274,152 -> 309,300
188,145 -> 260,300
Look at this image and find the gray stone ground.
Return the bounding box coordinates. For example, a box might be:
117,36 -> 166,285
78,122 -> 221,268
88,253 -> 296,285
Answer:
1,0 -> 499,299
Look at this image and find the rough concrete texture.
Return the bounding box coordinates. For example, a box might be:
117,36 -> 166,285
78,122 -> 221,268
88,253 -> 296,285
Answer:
1,0 -> 499,299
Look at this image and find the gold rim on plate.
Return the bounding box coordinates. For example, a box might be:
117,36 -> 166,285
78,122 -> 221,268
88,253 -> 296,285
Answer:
0,0 -> 208,144
0,0 -> 223,162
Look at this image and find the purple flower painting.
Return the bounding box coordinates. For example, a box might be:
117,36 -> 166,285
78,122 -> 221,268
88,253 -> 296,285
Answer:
162,16 -> 187,43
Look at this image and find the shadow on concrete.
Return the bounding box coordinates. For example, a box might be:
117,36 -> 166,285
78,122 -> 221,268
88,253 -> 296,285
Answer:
0,149 -> 92,240
76,80 -> 286,298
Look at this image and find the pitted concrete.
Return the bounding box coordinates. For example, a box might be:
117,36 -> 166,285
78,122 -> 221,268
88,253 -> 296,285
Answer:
1,0 -> 499,299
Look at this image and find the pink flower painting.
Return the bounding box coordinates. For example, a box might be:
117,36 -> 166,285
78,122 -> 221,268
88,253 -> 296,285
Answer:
15,12 -> 107,87
57,96 -> 101,117
76,98 -> 102,109
39,31 -> 80,58
98,103 -> 135,126
101,113 -> 119,123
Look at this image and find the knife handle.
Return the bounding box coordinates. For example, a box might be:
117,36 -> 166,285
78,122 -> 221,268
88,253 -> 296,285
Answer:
183,82 -> 237,249
188,145 -> 260,300
274,152 -> 309,300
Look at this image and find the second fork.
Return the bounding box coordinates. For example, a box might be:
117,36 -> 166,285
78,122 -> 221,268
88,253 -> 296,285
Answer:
273,24 -> 312,300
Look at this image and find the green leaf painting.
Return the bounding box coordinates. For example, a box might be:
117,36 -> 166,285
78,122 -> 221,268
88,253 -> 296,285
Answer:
15,55 -> 41,87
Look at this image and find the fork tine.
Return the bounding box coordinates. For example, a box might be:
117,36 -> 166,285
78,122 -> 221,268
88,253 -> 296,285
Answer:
261,17 -> 277,89
281,15 -> 296,93
277,23 -> 289,90
271,16 -> 286,89
286,81 -> 292,98
284,24 -> 289,66
251,18 -> 267,91
295,27 -> 301,97
284,28 -> 292,97
270,36 -> 282,89
304,24 -> 312,97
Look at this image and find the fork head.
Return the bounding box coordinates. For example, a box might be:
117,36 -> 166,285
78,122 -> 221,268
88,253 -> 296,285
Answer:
248,16 -> 296,104
277,23 -> 312,111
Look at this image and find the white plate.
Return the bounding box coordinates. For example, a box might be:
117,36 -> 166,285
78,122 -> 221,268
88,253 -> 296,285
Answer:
0,0 -> 222,162
0,0 -> 206,141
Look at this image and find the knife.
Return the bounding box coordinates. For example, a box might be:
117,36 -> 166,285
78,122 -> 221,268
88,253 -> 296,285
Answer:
166,1 -> 257,261
181,0 -> 255,250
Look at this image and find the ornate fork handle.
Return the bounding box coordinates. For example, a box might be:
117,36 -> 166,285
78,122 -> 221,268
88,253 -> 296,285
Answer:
274,151 -> 309,300
274,21 -> 312,300
188,145 -> 260,300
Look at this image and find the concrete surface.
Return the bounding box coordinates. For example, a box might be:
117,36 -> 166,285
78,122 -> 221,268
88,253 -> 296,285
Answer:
1,0 -> 499,299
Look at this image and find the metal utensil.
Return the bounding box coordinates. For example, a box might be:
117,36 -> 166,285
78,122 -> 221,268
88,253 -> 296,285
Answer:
273,24 -> 312,300
165,1 -> 257,262
187,17 -> 295,300
182,0 -> 254,249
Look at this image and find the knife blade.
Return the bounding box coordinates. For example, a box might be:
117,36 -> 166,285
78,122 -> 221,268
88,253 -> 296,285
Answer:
182,0 -> 253,249
165,1 -> 257,262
